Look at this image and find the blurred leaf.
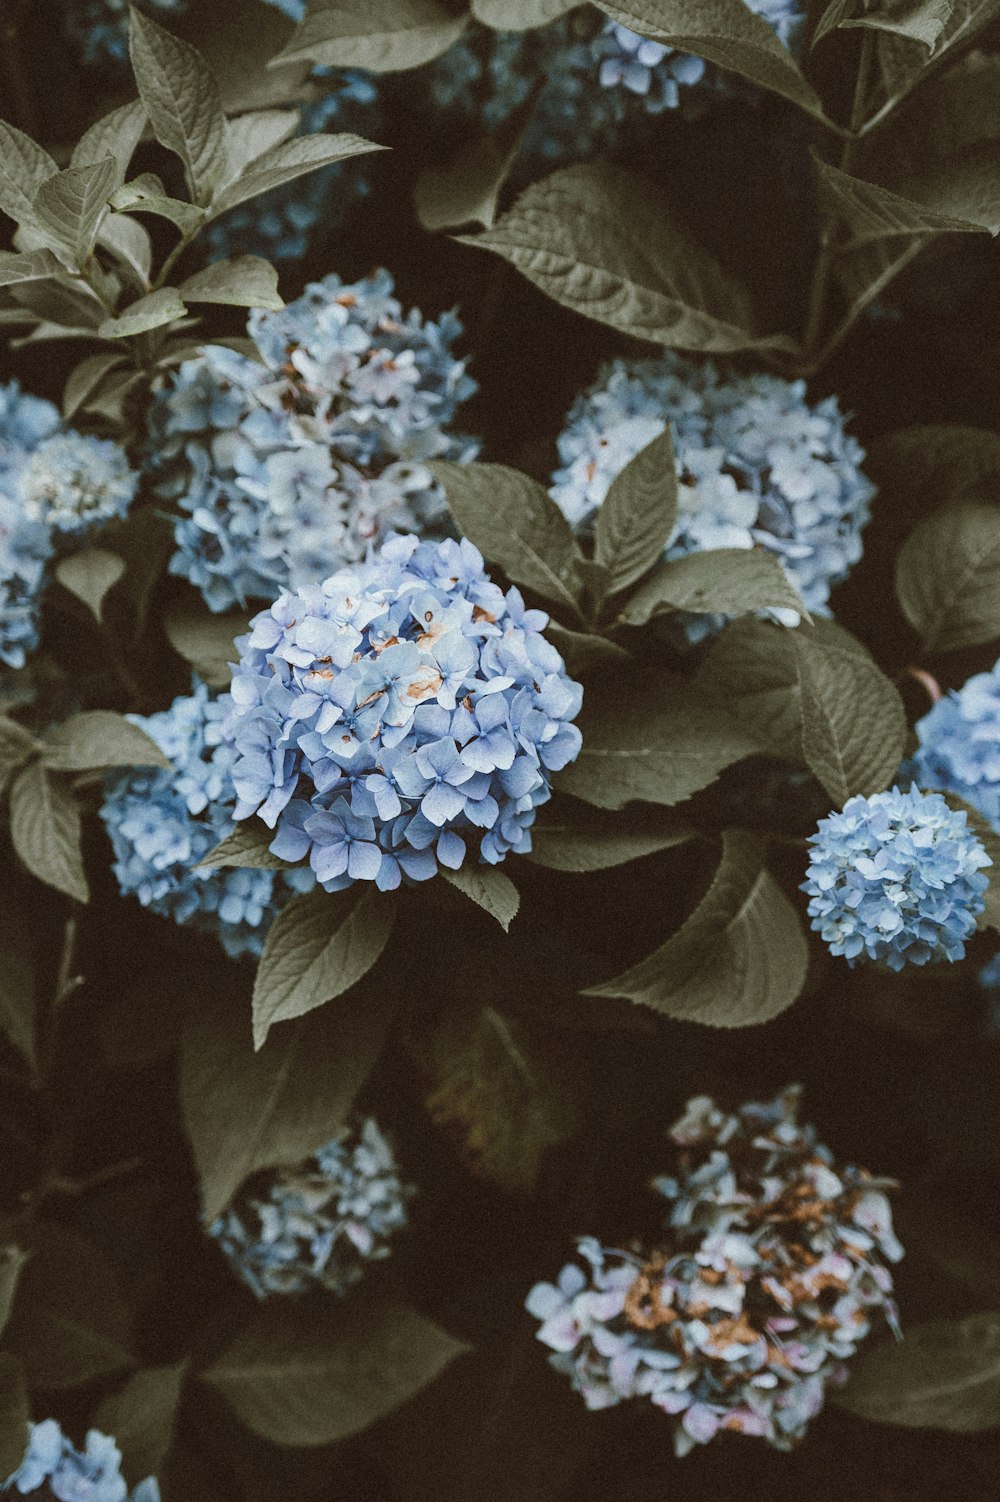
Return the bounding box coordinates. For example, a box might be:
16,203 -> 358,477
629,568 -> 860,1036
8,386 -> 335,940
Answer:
844,0 -> 952,46
0,1248 -> 30,1339
527,803 -> 694,872
181,977 -> 400,1219
129,8 -> 228,206
55,548 -> 126,622
414,124 -> 527,233
198,821 -> 294,871
0,121 -> 57,228
99,287 -> 187,339
423,1005 -> 579,1192
98,213 -> 154,293
42,710 -> 170,774
81,369 -> 146,426
0,248 -> 66,287
836,1312 -> 1000,1431
202,1297 -> 469,1445
179,254 -> 283,310
33,158 -> 118,265
275,0 -> 468,71
9,762 -> 89,904
874,423 -> 1000,509
594,429 -> 677,598
110,175 -> 205,234
949,800 -> 1000,935
96,1362 -> 188,1487
71,99 -> 148,186
10,273 -> 104,330
0,715 -> 36,792
164,605 -> 248,686
208,134 -> 384,218
792,629 -> 907,806
461,164 -> 800,354
896,503 -> 1000,652
592,0 -> 825,116
0,892 -> 37,1070
62,354 -> 128,420
559,678 -> 761,810
544,622 -> 631,676
619,548 -> 808,627
0,1353 -> 29,1480
5,1222 -> 132,1389
429,460 -> 584,618
252,888 -> 397,1047
584,830 -> 808,1024
442,865 -> 520,931
472,0 -> 577,22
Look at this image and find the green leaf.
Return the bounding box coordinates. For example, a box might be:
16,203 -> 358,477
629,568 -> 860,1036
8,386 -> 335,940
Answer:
414,122 -> 528,234
179,254 -> 283,310
181,978 -> 400,1219
0,248 -> 66,287
558,677 -> 761,811
0,1353 -> 29,1481
0,896 -> 37,1070
423,1005 -> 579,1193
42,711 -> 170,774
198,821 -> 294,871
472,0 -> 577,24
202,1298 -> 469,1445
208,132 -> 384,218
836,1312 -> 1000,1431
950,800 -> 1000,936
252,888 -> 398,1048
874,423 -> 1000,509
9,762 -> 89,904
99,287 -> 187,339
220,109 -> 301,186
98,213 -> 154,292
441,865 -> 520,932
54,547 -> 126,620
844,0 -> 953,47
527,803 -> 694,872
164,605 -> 246,687
895,503 -> 1000,652
544,622 -> 631,677
62,354 -> 128,420
129,7 -> 228,206
0,1248 -> 30,1340
811,0 -> 858,46
110,175 -> 205,234
71,99 -> 148,186
594,429 -> 677,598
0,121 -> 57,228
619,548 -> 809,628
0,715 -> 37,792
584,830 -> 808,1025
4,1222 -> 133,1389
9,273 -> 105,331
461,164 -> 800,354
274,0 -> 467,72
32,158 -> 118,265
428,460 -> 584,618
873,0 -> 1000,103
815,156 -> 996,243
95,1363 -> 188,1486
592,0 -> 825,117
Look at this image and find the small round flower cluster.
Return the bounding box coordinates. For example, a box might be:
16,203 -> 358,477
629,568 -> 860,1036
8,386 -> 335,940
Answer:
802,786 -> 991,971
2,1419 -> 159,1501
551,353 -> 875,632
527,1087 -> 902,1454
208,1116 -> 413,1299
19,431 -> 137,536
223,533 -> 584,889
66,0 -> 185,64
148,271 -> 477,613
100,681 -> 314,959
912,665 -> 1000,829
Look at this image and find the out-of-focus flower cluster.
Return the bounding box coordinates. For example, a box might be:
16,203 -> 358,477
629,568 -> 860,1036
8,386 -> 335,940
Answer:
803,786 -> 990,971
2,1419 -> 159,1501
527,1087 -> 902,1455
66,0 -> 184,64
912,665 -> 1000,829
223,533 -> 583,889
208,1116 -> 413,1299
551,353 -> 874,634
148,271 -> 477,613
100,681 -> 314,958
1,382 -> 137,670
429,1 -> 806,168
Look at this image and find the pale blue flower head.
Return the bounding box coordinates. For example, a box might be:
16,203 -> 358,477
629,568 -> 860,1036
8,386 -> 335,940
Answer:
2,1418 -> 159,1500
207,1116 -> 413,1299
222,534 -> 583,890
18,431 -> 137,536
912,664 -> 1000,830
0,382 -> 61,671
100,681 -> 314,958
527,1087 -> 901,1454
803,786 -> 991,970
148,271 -> 477,613
66,0 -> 185,63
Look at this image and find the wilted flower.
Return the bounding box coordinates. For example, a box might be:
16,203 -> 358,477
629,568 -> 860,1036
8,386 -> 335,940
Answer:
803,786 -> 991,970
527,1087 -> 902,1454
2,1419 -> 159,1500
19,431 -> 138,536
100,682 -> 314,958
207,1116 -> 413,1299
551,353 -> 874,634
222,533 -> 583,889
148,271 -> 477,613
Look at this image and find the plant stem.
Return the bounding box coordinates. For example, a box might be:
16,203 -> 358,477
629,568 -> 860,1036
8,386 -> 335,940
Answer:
154,224 -> 202,292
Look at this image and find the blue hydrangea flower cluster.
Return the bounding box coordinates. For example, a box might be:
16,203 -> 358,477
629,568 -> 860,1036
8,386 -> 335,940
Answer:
912,665 -> 1000,829
803,786 -> 991,971
2,1420 -> 159,1501
66,0 -> 184,64
551,353 -> 875,630
222,533 -> 583,889
208,1116 -> 413,1299
430,2 -> 806,167
100,681 -> 314,959
19,431 -> 138,536
148,271 -> 477,613
203,74 -> 381,264
527,1088 -> 902,1455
